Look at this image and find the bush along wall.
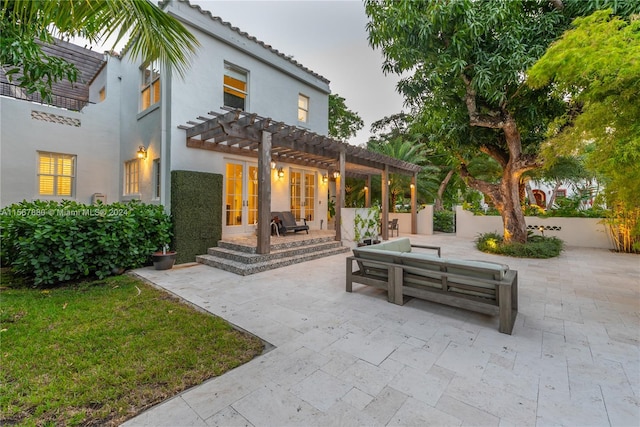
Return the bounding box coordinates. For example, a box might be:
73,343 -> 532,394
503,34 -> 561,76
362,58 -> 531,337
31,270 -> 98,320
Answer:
0,200 -> 171,286
171,170 -> 222,264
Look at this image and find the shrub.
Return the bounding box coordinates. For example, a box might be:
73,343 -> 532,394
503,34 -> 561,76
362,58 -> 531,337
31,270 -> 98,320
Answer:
476,232 -> 564,258
433,210 -> 455,233
1,200 -> 171,286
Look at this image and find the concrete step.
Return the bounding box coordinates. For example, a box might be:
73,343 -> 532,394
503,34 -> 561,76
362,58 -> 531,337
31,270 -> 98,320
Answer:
208,240 -> 344,264
217,235 -> 337,254
196,245 -> 350,275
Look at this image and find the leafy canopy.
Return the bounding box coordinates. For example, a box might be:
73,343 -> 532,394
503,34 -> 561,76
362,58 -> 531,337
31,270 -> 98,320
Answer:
527,10 -> 640,209
1,0 -> 199,98
328,93 -> 364,141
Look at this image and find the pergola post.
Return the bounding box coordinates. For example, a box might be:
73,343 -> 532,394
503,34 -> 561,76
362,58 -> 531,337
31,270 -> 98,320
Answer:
381,165 -> 389,240
257,131 -> 272,254
335,149 -> 345,242
411,173 -> 417,234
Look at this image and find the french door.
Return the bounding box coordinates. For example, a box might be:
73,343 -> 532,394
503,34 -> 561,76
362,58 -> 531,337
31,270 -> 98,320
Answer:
290,169 -> 316,225
224,161 -> 258,234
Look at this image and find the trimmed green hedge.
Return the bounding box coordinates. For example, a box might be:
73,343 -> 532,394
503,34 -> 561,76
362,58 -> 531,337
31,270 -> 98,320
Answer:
433,210 -> 455,233
171,170 -> 222,264
0,200 -> 171,286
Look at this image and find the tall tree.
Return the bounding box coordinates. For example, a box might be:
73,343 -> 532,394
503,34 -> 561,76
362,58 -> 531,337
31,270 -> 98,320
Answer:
368,113 -> 440,209
364,0 -> 636,243
527,9 -> 640,211
1,0 -> 198,99
328,93 -> 364,141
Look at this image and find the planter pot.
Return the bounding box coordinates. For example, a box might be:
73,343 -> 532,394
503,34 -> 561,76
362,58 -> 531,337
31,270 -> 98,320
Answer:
152,252 -> 177,270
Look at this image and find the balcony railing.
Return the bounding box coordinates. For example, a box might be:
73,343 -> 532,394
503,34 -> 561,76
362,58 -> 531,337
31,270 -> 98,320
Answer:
0,81 -> 90,111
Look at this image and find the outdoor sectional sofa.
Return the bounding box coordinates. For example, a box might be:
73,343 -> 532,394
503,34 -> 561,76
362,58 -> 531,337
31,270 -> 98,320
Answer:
346,237 -> 518,334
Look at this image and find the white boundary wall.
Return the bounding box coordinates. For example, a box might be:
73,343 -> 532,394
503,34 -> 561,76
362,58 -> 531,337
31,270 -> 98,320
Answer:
455,206 -> 613,249
341,206 -> 434,248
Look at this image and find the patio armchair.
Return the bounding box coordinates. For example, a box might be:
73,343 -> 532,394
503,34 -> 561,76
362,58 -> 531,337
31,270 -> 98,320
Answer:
279,211 -> 309,234
389,218 -> 399,237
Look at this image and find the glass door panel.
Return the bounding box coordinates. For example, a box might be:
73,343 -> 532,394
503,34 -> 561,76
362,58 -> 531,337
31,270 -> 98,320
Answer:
289,169 -> 316,224
304,173 -> 315,221
224,161 -> 258,234
290,170 -> 302,220
247,165 -> 258,226
225,163 -> 243,226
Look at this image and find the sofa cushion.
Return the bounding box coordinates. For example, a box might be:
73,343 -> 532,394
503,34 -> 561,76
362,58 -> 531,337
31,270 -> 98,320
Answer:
445,259 -> 508,281
370,237 -> 412,253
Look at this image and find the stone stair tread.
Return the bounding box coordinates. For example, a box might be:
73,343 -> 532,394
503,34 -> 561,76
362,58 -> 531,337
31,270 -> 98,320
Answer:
208,241 -> 343,263
197,246 -> 350,275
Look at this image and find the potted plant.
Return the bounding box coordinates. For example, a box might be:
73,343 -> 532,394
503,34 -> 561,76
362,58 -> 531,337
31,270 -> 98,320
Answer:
152,244 -> 177,270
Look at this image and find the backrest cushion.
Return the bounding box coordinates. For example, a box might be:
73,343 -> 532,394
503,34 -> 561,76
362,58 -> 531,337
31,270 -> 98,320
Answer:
444,259 -> 508,280
377,237 -> 412,252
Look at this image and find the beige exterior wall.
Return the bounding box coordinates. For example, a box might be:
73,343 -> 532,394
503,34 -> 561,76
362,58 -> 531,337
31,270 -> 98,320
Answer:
455,206 -> 612,249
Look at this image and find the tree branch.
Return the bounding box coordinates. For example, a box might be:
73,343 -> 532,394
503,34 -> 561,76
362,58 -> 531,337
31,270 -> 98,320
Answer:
479,145 -> 509,169
459,162 -> 501,203
549,0 -> 564,11
461,74 -> 505,129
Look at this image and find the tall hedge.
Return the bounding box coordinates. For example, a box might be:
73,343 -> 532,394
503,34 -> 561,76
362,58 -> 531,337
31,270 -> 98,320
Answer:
0,200 -> 171,286
171,170 -> 222,264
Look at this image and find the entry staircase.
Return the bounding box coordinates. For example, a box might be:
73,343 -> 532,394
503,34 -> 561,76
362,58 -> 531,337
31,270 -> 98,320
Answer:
196,232 -> 349,275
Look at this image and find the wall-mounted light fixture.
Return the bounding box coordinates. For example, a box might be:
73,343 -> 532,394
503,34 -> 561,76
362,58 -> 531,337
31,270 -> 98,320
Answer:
277,167 -> 285,179
270,160 -> 277,170
137,145 -> 147,160
364,186 -> 368,192
333,171 -> 340,179
410,183 -> 415,189
322,174 -> 328,184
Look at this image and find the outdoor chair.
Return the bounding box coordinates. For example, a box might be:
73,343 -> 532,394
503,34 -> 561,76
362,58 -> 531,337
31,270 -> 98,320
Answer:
389,218 -> 399,237
280,211 -> 309,234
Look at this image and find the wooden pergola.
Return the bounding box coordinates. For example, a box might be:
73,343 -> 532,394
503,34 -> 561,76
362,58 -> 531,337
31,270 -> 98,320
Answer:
179,108 -> 422,254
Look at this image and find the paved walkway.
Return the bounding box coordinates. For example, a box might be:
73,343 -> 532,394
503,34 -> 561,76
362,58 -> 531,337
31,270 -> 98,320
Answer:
122,234 -> 639,426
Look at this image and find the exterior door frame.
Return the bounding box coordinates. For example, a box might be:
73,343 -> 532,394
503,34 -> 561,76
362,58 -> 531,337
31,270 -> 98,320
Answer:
223,159 -> 258,235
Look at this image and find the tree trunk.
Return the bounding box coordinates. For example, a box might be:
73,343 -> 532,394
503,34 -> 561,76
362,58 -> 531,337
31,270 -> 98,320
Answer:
461,76 -> 540,243
435,168 -> 455,212
525,179 -> 536,206
547,181 -> 561,209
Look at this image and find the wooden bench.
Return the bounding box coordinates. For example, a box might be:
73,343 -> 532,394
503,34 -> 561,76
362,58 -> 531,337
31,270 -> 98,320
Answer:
346,238 -> 518,334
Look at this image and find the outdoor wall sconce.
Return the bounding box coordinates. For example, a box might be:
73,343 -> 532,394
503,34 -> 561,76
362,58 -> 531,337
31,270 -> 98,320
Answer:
410,183 -> 415,189
333,171 -> 340,179
270,160 -> 276,170
364,186 -> 368,191
277,167 -> 285,179
322,174 -> 328,184
137,145 -> 147,160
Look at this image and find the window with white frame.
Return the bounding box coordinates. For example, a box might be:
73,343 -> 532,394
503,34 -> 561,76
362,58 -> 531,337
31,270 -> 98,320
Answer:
38,152 -> 75,196
298,94 -> 309,123
153,158 -> 161,199
124,159 -> 140,195
140,61 -> 160,111
223,63 -> 247,110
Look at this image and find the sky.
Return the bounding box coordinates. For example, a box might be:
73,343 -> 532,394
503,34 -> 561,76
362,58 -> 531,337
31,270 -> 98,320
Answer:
186,0 -> 406,146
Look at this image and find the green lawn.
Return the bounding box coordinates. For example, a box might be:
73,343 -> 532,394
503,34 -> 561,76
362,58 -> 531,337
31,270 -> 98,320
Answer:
0,271 -> 264,426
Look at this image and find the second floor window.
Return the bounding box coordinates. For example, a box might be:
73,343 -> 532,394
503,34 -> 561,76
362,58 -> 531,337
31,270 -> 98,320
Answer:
224,64 -> 247,110
38,152 -> 75,196
125,159 -> 140,195
298,94 -> 309,123
141,61 -> 160,111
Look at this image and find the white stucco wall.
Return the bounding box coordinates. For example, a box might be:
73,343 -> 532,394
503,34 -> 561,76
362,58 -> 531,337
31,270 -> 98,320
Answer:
455,206 -> 613,249
0,57 -> 121,207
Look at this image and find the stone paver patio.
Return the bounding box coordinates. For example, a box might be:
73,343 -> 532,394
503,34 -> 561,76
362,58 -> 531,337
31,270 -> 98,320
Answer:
122,234 -> 639,426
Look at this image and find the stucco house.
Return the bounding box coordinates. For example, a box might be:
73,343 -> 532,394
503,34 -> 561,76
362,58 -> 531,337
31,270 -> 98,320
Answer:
0,0 -> 421,263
